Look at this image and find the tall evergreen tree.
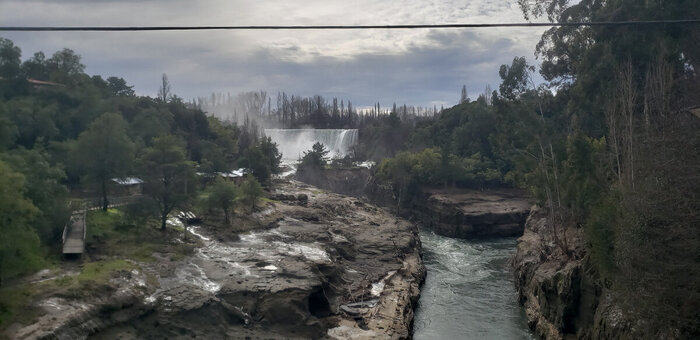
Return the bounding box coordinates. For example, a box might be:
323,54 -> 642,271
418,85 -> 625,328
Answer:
138,135 -> 195,230
76,112 -> 134,211
460,84 -> 468,104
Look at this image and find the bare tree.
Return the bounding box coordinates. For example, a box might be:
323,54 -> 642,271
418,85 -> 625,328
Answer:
158,73 -> 171,103
483,85 -> 493,105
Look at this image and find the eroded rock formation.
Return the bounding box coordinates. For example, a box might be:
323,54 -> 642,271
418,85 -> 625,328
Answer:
413,188 -> 531,239
8,180 -> 424,339
512,207 -> 634,339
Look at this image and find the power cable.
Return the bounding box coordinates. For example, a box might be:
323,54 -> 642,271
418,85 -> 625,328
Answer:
1,20 -> 700,31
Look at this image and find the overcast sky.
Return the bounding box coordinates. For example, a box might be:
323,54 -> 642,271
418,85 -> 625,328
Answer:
0,0 -> 548,108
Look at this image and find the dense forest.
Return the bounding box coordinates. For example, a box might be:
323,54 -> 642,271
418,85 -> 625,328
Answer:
371,0 -> 700,336
1,0 -> 699,336
0,39 -> 283,292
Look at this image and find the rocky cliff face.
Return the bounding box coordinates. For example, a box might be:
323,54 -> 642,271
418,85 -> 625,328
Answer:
8,180 -> 424,339
412,188 -> 532,239
512,207 -> 634,339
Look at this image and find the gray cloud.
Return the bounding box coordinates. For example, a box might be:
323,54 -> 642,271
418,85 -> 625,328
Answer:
0,0 -> 547,107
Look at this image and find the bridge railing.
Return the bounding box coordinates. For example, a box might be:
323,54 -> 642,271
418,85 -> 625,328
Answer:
62,221 -> 68,244
82,210 -> 87,241
73,195 -> 145,211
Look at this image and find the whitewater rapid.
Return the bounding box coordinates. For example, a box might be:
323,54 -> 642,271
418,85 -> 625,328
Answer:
413,231 -> 534,339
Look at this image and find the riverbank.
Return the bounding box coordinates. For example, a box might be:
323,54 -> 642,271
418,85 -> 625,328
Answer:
2,179 -> 424,339
296,168 -> 540,338
512,207 -> 635,339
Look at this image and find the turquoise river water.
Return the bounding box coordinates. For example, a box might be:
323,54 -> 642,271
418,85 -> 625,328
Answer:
413,231 -> 534,339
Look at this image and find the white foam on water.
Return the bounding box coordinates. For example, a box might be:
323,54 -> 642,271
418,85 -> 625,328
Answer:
268,228 -> 292,239
187,226 -> 210,241
353,161 -> 376,169
264,129 -> 359,160
413,231 -> 535,339
182,263 -> 221,293
238,231 -> 265,244
229,261 -> 254,277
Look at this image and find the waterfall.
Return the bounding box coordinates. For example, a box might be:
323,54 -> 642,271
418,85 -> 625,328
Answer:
264,129 -> 359,161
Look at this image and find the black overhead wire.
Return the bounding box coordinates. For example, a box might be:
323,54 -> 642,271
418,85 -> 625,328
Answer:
1,20 -> 700,31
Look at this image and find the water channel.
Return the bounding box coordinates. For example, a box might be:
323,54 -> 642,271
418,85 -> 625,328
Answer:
413,231 -> 534,339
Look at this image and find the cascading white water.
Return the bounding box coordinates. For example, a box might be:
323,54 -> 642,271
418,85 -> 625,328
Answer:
264,129 -> 359,161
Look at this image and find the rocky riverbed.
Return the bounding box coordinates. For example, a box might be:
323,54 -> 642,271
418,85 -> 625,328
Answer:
6,179 -> 424,339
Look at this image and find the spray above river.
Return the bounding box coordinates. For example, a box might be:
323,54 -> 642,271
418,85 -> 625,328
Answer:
264,129 -> 358,161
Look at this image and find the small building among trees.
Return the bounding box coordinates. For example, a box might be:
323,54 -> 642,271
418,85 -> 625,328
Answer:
218,168 -> 250,184
110,177 -> 144,196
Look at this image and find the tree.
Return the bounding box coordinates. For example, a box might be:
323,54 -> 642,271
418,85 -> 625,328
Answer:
0,160 -> 42,287
498,57 -> 534,100
239,146 -> 271,185
0,38 -> 21,79
0,102 -> 17,149
240,177 -> 263,210
374,151 -> 416,214
516,1 -> 700,335
517,0 -> 569,21
106,76 -> 135,97
138,135 -> 196,230
298,142 -> 329,171
196,117 -> 239,173
46,48 -> 85,84
75,112 -> 134,211
0,39 -> 26,98
21,52 -> 48,80
460,84 -> 469,104
129,108 -> 173,146
158,73 -> 171,102
205,179 -> 239,224
1,147 -> 70,243
259,136 -> 282,175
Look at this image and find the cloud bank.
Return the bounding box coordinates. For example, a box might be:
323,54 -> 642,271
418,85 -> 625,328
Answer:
0,0 -> 547,107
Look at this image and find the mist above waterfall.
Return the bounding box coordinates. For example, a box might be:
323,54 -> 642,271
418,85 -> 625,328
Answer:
264,129 -> 358,161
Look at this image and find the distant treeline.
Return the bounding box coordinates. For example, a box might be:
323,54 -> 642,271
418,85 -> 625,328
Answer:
196,91 -> 439,129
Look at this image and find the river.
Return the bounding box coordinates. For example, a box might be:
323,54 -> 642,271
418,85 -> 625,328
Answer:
413,231 -> 534,339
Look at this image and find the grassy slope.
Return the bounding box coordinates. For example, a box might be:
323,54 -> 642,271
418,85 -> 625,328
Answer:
0,208 -> 196,329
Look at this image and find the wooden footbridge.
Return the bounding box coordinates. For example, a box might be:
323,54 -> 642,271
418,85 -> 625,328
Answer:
62,211 -> 86,255
61,195 -> 143,256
